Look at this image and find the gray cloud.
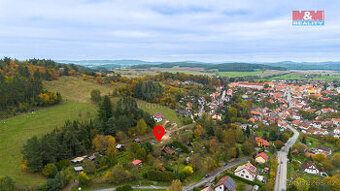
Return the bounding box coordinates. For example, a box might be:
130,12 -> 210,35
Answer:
0,0 -> 339,61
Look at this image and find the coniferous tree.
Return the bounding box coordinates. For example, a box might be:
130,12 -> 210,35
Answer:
245,126 -> 251,137
63,66 -> 69,76
44,69 -> 52,81
22,136 -> 43,172
98,96 -> 112,122
33,69 -> 41,79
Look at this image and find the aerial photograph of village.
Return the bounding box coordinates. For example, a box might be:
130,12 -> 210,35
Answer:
0,1 -> 339,191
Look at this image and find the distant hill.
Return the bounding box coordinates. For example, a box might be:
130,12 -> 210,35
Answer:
57,60 -> 162,68
57,59 -> 340,72
263,61 -> 340,71
131,62 -> 208,69
131,62 -> 286,72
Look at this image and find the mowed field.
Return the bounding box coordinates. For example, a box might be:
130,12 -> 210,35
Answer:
0,76 -> 113,186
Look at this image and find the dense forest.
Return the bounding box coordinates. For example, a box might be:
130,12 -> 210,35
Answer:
96,96 -> 155,135
130,62 -> 286,72
133,80 -> 164,102
0,58 -> 63,118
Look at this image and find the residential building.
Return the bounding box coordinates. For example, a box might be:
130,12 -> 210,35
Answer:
74,166 -> 84,173
214,176 -> 237,191
255,152 -> 269,163
255,137 -> 270,148
301,161 -> 319,175
131,159 -> 143,168
153,112 -> 165,122
315,146 -> 332,155
234,162 -> 257,181
202,187 -> 214,191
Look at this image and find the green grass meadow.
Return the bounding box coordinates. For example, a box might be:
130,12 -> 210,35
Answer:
0,76 -> 112,186
135,99 -> 183,126
263,73 -> 340,81
0,101 -> 98,186
111,97 -> 183,127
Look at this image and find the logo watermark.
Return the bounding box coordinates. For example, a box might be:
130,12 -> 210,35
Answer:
292,10 -> 324,26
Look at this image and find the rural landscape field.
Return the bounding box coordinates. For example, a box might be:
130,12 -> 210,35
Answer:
1,1 -> 340,191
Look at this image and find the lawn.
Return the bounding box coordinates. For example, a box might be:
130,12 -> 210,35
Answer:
306,136 -> 337,151
0,101 -> 98,186
235,179 -> 248,191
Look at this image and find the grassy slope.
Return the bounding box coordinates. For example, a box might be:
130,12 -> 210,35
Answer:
0,76 -> 113,186
44,76 -> 113,103
135,99 -> 183,126
0,101 -> 97,186
111,97 -> 183,127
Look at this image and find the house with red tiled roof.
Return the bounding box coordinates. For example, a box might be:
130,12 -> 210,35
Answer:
255,152 -> 269,163
256,137 -> 270,148
234,162 -> 257,181
249,118 -> 255,123
131,159 -> 143,168
251,111 -> 261,116
321,108 -> 336,113
305,152 -> 315,158
214,176 -> 236,191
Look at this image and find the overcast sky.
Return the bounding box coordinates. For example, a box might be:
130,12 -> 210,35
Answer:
0,0 -> 339,62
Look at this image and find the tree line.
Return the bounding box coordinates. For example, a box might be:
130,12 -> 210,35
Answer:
0,57 -> 63,118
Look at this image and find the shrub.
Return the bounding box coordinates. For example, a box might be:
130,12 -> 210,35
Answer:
143,170 -> 174,182
169,141 -> 189,153
0,176 -> 15,191
42,163 -> 58,178
78,171 -> 90,186
56,159 -> 70,171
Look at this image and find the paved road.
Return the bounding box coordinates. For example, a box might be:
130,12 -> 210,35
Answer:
183,156 -> 250,191
274,88 -> 299,191
91,156 -> 250,191
274,123 -> 299,191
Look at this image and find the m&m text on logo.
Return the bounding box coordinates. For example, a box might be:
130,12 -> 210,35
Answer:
292,10 -> 324,26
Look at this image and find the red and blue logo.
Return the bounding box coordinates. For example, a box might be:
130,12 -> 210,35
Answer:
292,10 -> 324,26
